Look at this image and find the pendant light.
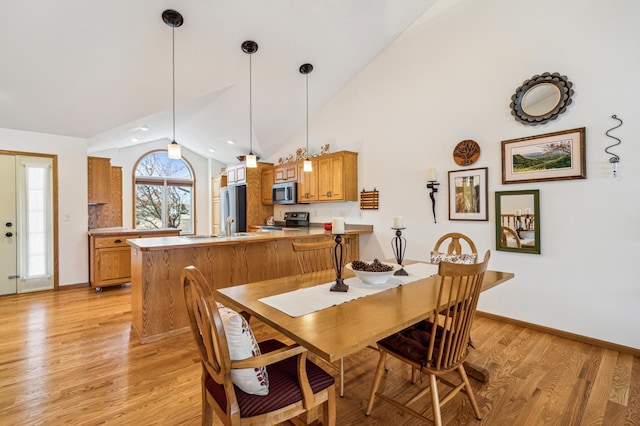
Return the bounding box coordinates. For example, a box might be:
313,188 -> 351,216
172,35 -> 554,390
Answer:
300,63 -> 314,172
241,40 -> 259,168
162,9 -> 183,160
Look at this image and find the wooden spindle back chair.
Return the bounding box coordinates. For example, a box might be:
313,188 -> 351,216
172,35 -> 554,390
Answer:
181,265 -> 336,425
366,251 -> 491,425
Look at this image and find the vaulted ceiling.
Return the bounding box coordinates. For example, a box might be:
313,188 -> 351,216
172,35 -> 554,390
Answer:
0,1 -> 437,164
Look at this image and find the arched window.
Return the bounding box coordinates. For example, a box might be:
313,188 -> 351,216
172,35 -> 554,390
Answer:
133,151 -> 194,234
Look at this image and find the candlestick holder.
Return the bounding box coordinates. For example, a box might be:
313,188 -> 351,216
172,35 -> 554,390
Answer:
524,214 -> 532,231
515,214 -> 523,238
391,227 -> 408,276
426,180 -> 440,223
330,234 -> 349,292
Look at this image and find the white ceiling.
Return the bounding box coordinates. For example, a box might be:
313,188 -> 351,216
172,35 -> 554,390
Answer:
0,0 -> 437,164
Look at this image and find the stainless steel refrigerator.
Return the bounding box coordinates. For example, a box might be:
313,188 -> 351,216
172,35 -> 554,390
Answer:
220,184 -> 247,234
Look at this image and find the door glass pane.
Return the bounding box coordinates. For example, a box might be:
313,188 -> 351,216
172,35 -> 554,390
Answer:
26,166 -> 47,277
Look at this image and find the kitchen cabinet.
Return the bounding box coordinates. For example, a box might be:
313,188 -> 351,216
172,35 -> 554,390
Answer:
227,164 -> 246,185
261,167 -> 274,205
317,151 -> 358,202
211,175 -> 226,234
297,160 -> 319,202
88,166 -> 123,229
274,163 -> 297,183
88,228 -> 180,292
88,156 -> 112,204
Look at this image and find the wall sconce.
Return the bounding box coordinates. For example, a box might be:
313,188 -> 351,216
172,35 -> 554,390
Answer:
605,114 -> 622,178
426,168 -> 440,223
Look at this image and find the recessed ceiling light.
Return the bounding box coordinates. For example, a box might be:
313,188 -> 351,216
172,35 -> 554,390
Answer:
131,137 -> 139,143
227,140 -> 235,145
139,125 -> 150,131
208,148 -> 216,153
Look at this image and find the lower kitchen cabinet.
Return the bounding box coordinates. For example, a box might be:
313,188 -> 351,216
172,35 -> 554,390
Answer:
88,228 -> 180,292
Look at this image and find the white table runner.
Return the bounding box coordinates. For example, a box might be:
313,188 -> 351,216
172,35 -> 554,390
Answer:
258,263 -> 439,317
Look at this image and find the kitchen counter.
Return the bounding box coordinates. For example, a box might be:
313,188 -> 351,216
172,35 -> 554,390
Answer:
127,225 -> 372,251
128,224 -> 372,343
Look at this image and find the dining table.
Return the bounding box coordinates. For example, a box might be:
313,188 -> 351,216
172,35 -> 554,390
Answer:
215,260 -> 514,396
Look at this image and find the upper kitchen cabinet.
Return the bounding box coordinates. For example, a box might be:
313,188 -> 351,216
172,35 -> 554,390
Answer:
297,159 -> 319,202
227,163 -> 246,185
261,167 -> 274,205
317,151 -> 358,202
274,163 -> 297,183
88,156 -> 111,204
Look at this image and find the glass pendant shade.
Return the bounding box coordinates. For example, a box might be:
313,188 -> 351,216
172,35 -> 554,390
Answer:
168,141 -> 181,159
246,153 -> 257,168
303,159 -> 312,172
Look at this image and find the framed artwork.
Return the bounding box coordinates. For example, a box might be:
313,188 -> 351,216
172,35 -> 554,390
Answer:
501,127 -> 586,184
448,167 -> 488,221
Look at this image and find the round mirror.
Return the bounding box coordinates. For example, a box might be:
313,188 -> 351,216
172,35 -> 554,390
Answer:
521,83 -> 561,117
510,72 -> 574,126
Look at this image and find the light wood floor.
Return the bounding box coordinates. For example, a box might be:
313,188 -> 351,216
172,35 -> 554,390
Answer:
1,285 -> 638,425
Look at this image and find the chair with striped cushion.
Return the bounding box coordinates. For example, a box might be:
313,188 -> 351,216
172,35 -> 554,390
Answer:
365,251 -> 491,425
181,265 -> 336,425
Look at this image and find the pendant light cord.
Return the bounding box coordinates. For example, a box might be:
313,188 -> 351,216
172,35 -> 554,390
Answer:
172,26 -> 176,143
305,73 -> 309,158
249,54 -> 253,154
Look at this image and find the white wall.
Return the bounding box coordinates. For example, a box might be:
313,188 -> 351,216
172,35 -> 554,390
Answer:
0,128 -> 89,286
270,0 -> 640,349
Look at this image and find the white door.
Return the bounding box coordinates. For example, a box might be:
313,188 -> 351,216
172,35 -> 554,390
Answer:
0,155 -> 18,295
0,154 -> 54,295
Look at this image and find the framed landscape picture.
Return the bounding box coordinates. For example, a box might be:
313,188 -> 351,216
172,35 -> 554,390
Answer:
501,127 -> 586,184
448,167 -> 488,221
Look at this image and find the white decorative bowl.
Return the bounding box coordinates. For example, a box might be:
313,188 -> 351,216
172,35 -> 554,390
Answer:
345,262 -> 400,285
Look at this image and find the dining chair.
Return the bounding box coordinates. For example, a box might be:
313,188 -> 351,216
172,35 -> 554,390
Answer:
181,265 -> 336,426
365,251 -> 491,425
432,232 -> 477,263
501,226 -> 521,248
291,239 -> 349,397
292,239 -> 339,274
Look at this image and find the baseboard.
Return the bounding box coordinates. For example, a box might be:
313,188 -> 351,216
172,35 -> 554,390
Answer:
476,311 -> 640,358
58,282 -> 91,290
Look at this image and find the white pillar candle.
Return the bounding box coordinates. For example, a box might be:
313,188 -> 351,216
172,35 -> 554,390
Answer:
427,168 -> 437,181
514,209 -> 521,216
524,208 -> 531,215
331,217 -> 345,234
392,215 -> 404,228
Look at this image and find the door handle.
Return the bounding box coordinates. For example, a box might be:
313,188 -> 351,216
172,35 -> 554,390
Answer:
5,232 -> 13,237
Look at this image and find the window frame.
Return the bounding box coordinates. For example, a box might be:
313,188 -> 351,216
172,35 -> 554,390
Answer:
132,150 -> 196,235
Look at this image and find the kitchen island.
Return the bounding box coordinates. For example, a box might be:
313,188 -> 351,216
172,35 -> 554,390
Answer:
127,225 -> 372,343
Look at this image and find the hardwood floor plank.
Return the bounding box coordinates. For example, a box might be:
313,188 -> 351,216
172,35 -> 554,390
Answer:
1,287 -> 638,425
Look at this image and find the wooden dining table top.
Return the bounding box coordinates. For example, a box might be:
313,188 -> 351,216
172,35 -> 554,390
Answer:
215,261 -> 514,363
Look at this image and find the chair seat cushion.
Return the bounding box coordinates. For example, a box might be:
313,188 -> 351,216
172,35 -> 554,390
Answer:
206,339 -> 335,418
378,320 -> 441,367
430,251 -> 476,264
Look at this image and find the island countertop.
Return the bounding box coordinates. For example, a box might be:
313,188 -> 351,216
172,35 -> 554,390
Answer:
88,227 -> 179,237
127,225 -> 373,252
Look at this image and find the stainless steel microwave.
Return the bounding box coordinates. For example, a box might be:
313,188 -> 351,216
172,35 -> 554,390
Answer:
272,182 -> 297,204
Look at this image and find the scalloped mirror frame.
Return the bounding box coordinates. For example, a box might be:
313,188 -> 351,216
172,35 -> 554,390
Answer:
510,72 -> 574,126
